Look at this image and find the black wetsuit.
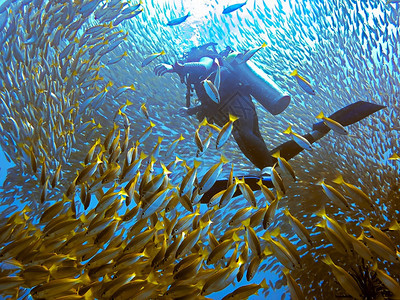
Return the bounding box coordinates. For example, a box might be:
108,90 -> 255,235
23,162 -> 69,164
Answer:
184,62 -> 274,169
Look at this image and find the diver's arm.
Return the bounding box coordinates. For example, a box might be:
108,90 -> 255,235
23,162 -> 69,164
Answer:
154,57 -> 214,77
176,57 -> 214,74
178,105 -> 203,116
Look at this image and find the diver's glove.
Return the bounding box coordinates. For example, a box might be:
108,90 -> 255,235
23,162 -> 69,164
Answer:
261,167 -> 273,177
177,107 -> 189,116
154,63 -> 174,76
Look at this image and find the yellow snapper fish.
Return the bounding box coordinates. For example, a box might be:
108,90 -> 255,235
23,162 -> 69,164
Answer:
289,69 -> 316,95
318,179 -> 350,209
316,219 -> 351,255
238,42 -> 267,63
283,208 -> 313,246
140,103 -> 150,120
256,178 -> 275,203
207,233 -> 240,265
321,255 -> 363,300
218,181 -> 238,208
198,155 -> 229,194
236,177 -> 257,207
221,279 -> 268,300
202,78 -> 220,103
316,111 -> 348,135
371,262 -> 400,297
272,150 -> 296,181
141,50 -> 166,67
361,218 -> 397,253
179,160 -> 201,197
138,121 -> 155,143
332,175 -> 373,210
216,114 -> 239,149
282,268 -> 305,300
261,231 -> 299,270
165,134 -> 185,157
283,125 -> 313,151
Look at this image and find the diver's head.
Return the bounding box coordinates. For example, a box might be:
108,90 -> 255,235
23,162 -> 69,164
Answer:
181,43 -> 232,63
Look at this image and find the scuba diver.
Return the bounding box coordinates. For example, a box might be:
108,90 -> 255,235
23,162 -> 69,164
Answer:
154,42 -> 290,175
154,43 -> 385,203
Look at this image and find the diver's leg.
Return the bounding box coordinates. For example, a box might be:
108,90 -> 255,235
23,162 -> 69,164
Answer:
232,123 -> 274,170
269,101 -> 386,163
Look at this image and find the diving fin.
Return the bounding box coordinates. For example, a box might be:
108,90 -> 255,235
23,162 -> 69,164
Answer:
270,101 -> 386,163
199,101 -> 385,204
312,101 -> 386,132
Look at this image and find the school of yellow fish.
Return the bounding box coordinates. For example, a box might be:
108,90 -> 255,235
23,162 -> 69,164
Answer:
0,0 -> 399,299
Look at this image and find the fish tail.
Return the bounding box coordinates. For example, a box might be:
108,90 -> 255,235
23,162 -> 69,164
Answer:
332,175 -> 344,185
260,278 -> 268,289
283,125 -> 292,134
200,117 -> 209,127
283,207 -> 290,216
315,206 -> 326,218
234,176 -> 244,185
220,154 -> 229,164
321,255 -> 333,265
316,111 -> 325,119
289,69 -> 298,76
361,218 -> 371,228
194,160 -> 202,168
229,114 -> 239,122
256,178 -> 263,187
271,150 -> 281,158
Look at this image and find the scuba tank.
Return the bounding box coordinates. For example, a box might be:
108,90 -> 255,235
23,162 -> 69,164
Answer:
182,43 -> 290,115
226,53 -> 290,115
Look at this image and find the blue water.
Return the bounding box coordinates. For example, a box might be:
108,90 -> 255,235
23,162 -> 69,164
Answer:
1,0 -> 400,299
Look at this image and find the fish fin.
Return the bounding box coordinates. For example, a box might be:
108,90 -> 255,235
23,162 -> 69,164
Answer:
160,50 -> 166,55
263,246 -> 273,256
242,218 -> 251,227
270,227 -> 280,237
261,231 -> 272,241
232,232 -> 241,242
289,69 -> 298,76
315,219 -> 326,228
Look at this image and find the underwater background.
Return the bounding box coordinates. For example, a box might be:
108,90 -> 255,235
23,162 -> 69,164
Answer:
0,0 -> 399,299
